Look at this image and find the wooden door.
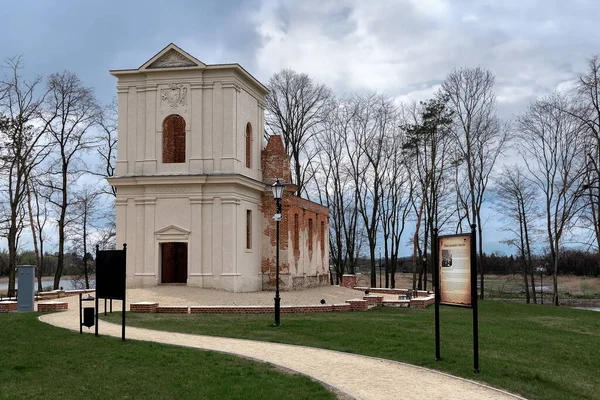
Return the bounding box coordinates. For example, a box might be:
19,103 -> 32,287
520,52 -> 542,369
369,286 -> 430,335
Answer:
161,242 -> 187,283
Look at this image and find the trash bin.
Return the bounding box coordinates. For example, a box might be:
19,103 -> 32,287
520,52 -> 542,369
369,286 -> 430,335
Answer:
79,293 -> 95,333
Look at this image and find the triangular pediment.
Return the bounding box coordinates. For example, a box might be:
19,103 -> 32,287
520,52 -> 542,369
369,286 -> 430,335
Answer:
139,43 -> 205,70
155,224 -> 191,236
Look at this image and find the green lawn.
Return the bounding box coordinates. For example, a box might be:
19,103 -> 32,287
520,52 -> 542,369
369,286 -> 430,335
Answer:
103,301 -> 600,400
0,313 -> 335,400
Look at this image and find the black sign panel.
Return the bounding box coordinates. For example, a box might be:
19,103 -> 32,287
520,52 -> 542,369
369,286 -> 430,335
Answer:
96,249 -> 126,300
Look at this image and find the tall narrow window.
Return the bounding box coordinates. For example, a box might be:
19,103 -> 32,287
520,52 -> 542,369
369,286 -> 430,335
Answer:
294,213 -> 299,253
163,114 -> 186,163
245,122 -> 252,168
320,221 -> 325,254
246,210 -> 252,250
308,219 -> 313,253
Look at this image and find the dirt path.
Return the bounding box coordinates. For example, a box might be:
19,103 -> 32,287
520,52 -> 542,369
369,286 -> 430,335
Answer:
37,293 -> 525,400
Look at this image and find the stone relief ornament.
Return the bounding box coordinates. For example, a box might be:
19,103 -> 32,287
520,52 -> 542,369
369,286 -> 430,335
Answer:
149,50 -> 196,68
161,84 -> 187,108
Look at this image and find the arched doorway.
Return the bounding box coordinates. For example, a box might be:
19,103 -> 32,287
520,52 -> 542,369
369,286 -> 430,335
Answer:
161,242 -> 188,283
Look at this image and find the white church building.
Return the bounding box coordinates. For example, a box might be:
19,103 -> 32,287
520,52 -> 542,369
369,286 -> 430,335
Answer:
107,44 -> 329,292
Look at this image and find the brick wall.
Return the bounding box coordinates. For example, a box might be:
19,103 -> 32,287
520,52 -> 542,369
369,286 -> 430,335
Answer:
341,275 -> 357,288
37,302 -> 69,312
0,301 -> 17,313
157,306 -> 189,314
130,302 -> 356,314
261,135 -> 330,291
130,302 -> 159,313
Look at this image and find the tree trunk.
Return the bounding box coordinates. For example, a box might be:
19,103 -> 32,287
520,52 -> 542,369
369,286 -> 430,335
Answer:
523,203 -> 536,304
553,251 -> 559,306
7,229 -> 17,298
83,210 -> 89,289
54,164 -> 68,290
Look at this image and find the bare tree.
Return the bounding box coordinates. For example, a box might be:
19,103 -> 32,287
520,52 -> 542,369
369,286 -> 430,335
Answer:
95,98 -> 118,196
67,186 -> 103,289
346,94 -> 395,287
492,165 -> 538,303
379,115 -> 412,288
41,71 -> 101,290
517,93 -> 586,305
442,67 -> 508,299
0,57 -> 52,297
265,69 -> 332,197
568,55 -> 600,276
312,99 -> 361,282
403,96 -> 454,290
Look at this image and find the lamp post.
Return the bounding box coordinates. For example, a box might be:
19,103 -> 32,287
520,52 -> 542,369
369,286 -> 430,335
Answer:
536,266 -> 544,305
379,251 -> 382,288
271,178 -> 285,326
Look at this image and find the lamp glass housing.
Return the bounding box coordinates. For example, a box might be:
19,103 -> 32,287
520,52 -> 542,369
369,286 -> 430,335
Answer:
272,179 -> 285,200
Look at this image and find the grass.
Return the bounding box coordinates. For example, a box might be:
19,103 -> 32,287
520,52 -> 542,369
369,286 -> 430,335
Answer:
0,313 -> 335,400
103,301 -> 600,400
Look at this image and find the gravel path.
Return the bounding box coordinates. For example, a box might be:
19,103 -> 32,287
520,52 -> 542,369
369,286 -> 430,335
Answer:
38,288 -> 526,400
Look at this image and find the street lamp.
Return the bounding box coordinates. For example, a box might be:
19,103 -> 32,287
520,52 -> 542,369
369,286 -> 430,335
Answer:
379,251 -> 382,288
536,266 -> 544,305
271,178 -> 285,326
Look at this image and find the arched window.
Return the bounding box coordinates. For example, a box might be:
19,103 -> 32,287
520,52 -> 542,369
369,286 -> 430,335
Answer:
163,114 -> 186,163
245,122 -> 252,168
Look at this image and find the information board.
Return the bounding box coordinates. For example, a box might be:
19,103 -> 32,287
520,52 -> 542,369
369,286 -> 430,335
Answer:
438,234 -> 471,307
96,249 -> 126,300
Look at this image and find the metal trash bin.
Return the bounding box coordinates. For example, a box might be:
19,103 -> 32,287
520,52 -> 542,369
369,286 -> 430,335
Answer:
79,294 -> 95,333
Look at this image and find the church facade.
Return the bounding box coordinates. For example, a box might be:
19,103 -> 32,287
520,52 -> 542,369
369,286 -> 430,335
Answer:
107,44 -> 329,292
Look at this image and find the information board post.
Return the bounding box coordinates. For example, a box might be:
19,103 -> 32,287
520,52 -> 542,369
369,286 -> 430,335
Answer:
433,228 -> 440,361
94,243 -> 127,341
471,224 -> 479,374
435,229 -> 480,373
122,244 -> 126,342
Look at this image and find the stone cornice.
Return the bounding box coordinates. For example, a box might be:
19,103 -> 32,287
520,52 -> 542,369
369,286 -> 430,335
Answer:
107,173 -> 267,192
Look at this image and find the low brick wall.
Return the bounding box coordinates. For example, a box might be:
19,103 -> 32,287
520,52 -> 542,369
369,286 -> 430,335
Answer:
37,302 -> 68,312
190,306 -> 273,314
125,294 -> 429,315
354,287 -> 431,297
282,305 -> 332,313
157,306 -> 189,314
346,298 -> 368,311
341,275 -> 357,288
189,304 -> 350,314
0,301 -> 17,313
410,295 -> 435,309
332,303 -> 353,312
363,295 -> 384,306
130,302 -> 159,313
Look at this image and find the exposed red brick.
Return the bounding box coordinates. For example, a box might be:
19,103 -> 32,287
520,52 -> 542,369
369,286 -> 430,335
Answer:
130,302 -> 159,313
37,302 -> 68,312
0,301 -> 17,313
341,275 -> 357,288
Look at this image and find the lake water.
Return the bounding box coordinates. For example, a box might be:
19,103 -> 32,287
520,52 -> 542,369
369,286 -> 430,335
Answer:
0,279 -> 95,292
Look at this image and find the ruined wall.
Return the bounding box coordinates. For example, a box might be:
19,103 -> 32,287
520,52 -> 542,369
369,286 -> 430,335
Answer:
260,135 -> 329,290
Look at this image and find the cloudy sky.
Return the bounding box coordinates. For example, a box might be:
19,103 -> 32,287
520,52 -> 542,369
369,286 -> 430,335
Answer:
1,0 -> 599,254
